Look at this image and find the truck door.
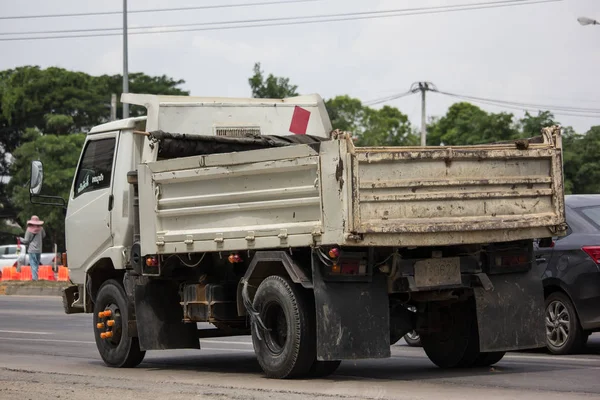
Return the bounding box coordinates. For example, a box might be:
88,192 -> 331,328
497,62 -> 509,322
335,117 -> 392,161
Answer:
65,132 -> 118,273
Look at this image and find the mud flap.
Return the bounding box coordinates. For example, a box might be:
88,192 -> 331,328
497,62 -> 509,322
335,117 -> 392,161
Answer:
312,256 -> 390,361
134,280 -> 200,351
474,268 -> 546,352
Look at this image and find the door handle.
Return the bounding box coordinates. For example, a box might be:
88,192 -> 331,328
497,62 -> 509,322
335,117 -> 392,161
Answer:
535,256 -> 546,263
108,194 -> 114,211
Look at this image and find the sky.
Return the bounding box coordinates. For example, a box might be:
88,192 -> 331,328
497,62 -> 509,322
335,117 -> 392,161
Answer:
1,0 -> 599,134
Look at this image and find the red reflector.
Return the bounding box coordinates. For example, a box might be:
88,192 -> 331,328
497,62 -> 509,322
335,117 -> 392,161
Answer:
582,246 -> 600,264
499,254 -> 529,266
341,262 -> 359,275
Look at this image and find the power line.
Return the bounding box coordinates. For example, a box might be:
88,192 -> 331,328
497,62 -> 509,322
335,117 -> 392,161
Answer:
364,91 -> 415,106
434,90 -> 600,117
436,90 -> 600,113
0,0 -> 320,20
0,0 -> 562,42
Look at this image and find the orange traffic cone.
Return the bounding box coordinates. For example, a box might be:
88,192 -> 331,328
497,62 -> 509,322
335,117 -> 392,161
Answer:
38,265 -> 51,280
57,266 -> 69,282
20,265 -> 32,281
1,266 -> 13,281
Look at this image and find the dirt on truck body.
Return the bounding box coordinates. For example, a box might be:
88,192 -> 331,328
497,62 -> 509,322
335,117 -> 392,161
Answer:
30,93 -> 566,379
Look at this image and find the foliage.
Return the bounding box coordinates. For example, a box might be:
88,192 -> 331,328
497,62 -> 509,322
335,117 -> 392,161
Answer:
0,65 -> 189,225
426,102 -> 520,145
565,126 -> 600,194
248,63 -> 298,99
518,111 -> 557,138
9,130 -> 85,250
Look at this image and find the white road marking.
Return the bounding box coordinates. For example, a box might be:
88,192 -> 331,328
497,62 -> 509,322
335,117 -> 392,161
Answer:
0,337 -> 94,344
504,353 -> 600,363
0,330 -> 52,335
201,339 -> 253,346
199,347 -> 254,353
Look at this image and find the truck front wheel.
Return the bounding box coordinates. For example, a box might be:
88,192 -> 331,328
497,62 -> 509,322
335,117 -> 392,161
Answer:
93,279 -> 146,368
251,276 -> 316,379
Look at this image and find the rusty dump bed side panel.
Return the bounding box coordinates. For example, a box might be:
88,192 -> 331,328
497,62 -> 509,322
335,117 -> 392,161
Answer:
348,127 -> 566,246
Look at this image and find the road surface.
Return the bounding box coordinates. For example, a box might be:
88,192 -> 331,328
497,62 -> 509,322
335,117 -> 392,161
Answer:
0,295 -> 599,400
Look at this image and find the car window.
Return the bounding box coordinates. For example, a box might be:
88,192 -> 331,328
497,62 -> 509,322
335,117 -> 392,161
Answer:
576,205 -> 600,231
73,138 -> 116,198
4,246 -> 17,255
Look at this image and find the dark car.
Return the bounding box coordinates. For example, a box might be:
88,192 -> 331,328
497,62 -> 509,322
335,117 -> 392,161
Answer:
535,194 -> 600,354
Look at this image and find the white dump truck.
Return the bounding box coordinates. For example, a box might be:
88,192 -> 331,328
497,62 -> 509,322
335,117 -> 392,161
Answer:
29,93 -> 566,378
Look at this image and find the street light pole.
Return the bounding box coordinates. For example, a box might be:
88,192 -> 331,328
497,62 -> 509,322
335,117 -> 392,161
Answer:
123,0 -> 129,119
578,16 -> 599,26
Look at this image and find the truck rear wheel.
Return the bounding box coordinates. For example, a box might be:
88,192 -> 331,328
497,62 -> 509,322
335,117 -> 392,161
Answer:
420,300 -> 479,368
251,276 -> 316,379
473,351 -> 506,367
93,279 -> 146,368
308,360 -> 341,378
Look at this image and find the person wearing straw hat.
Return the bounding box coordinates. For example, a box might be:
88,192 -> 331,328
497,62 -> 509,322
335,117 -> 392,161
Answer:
19,215 -> 46,281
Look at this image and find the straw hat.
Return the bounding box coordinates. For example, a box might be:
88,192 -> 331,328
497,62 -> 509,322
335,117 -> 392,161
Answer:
27,215 -> 44,226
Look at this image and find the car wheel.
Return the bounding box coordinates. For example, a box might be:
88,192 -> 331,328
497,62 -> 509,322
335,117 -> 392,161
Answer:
403,331 -> 421,347
545,292 -> 585,355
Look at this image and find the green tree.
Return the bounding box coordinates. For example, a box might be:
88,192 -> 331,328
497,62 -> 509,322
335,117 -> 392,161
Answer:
325,95 -> 364,133
0,65 -> 189,223
9,130 -> 86,250
569,126 -> 600,194
561,127 -> 583,194
358,106 -> 418,146
325,96 -> 417,146
426,102 -> 519,146
518,110 -> 557,137
248,63 -> 298,99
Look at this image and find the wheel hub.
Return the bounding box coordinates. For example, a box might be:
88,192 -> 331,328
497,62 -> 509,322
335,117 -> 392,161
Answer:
546,300 -> 570,348
97,303 -> 123,346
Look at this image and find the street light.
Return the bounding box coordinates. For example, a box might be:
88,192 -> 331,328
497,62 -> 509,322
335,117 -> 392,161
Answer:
578,16 -> 599,26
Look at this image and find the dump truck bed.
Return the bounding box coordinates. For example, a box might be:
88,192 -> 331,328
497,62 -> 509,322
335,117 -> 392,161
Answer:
136,128 -> 566,256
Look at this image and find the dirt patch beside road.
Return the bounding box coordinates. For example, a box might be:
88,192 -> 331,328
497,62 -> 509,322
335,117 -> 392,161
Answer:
0,281 -> 66,296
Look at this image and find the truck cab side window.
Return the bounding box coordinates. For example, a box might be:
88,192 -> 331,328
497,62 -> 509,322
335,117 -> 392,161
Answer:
73,138 -> 116,198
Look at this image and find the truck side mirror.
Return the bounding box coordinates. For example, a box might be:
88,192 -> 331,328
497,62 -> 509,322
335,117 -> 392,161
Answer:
30,161 -> 44,196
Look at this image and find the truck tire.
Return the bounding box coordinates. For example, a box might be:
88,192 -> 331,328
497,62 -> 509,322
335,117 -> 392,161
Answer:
251,276 -> 316,379
93,279 -> 146,368
545,292 -> 585,355
473,351 -> 505,367
308,360 -> 341,378
420,300 -> 479,368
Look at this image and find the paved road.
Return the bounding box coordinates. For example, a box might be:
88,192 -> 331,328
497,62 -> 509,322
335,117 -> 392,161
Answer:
1,295 -> 599,400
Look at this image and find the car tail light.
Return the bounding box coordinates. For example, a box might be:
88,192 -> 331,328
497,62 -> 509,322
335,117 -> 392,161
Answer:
582,246 -> 600,264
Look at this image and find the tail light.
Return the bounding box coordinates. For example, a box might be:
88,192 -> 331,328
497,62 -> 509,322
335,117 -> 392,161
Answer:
146,256 -> 159,267
582,246 -> 600,264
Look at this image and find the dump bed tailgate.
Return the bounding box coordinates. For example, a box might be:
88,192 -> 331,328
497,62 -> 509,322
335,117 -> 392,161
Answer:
349,128 -> 565,246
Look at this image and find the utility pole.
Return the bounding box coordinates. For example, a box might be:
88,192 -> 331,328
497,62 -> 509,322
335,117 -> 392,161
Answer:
122,0 -> 129,119
110,94 -> 117,121
410,82 -> 437,146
